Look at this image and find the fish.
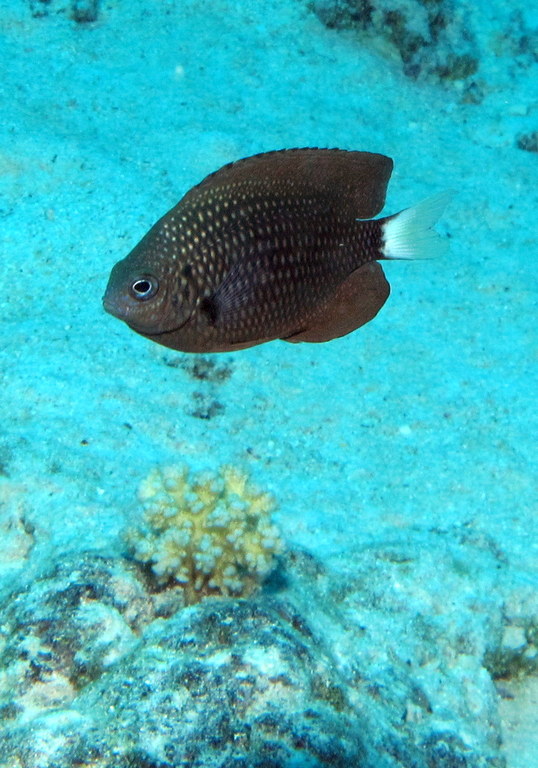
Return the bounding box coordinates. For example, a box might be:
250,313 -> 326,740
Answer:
103,148 -> 451,353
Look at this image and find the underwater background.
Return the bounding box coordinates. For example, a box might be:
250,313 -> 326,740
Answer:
0,0 -> 537,765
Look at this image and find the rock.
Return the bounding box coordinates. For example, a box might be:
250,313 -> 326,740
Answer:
0,529 -> 521,766
0,553 -> 154,724
28,0 -> 100,23
516,131 -> 538,153
312,0 -> 479,82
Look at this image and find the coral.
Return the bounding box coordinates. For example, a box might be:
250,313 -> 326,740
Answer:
128,465 -> 283,603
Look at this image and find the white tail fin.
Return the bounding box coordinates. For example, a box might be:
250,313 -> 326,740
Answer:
381,191 -> 453,260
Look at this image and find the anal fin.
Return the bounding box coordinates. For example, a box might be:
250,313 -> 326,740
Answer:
282,262 -> 390,344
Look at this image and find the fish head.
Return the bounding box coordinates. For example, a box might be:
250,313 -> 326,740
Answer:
103,233 -> 195,336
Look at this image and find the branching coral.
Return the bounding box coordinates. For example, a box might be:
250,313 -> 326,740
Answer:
128,465 -> 283,603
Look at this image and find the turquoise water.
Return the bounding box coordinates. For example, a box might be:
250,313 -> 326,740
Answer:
0,1 -> 536,765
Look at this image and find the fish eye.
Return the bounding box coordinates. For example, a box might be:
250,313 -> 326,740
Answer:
130,276 -> 159,301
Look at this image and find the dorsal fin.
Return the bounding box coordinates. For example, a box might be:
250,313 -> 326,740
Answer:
183,148 -> 393,219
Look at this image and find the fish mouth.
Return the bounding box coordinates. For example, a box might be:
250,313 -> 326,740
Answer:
102,295 -> 125,320
102,292 -> 192,336
130,310 -> 194,338
127,318 -> 189,338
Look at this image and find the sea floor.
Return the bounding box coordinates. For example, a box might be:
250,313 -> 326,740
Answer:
0,1 -> 537,765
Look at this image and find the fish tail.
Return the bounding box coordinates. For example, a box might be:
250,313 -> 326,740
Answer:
380,191 -> 454,260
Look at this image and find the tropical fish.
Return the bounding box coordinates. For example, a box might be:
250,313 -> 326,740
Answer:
103,148 -> 450,353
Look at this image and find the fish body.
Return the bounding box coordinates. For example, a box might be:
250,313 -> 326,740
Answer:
103,148 -> 450,353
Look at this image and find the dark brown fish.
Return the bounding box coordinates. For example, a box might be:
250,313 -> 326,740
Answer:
103,148 -> 450,353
